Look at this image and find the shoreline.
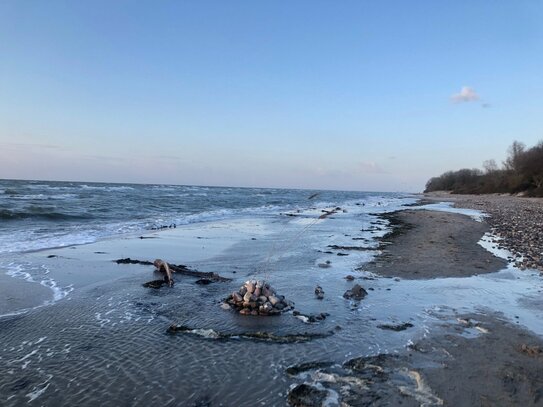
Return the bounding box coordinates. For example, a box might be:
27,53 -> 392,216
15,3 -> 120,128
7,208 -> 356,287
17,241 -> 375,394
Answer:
2,194 -> 543,406
364,209 -> 506,279
351,199 -> 543,406
425,192 -> 543,271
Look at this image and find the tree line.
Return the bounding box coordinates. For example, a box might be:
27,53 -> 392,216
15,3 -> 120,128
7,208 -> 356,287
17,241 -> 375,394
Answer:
425,140 -> 543,196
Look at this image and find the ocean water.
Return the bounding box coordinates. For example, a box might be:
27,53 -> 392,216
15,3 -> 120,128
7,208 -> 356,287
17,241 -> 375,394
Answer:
2,180 -> 542,406
0,179 -> 396,254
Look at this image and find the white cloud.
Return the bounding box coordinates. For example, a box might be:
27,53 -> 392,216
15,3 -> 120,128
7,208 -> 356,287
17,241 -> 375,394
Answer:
451,86 -> 480,103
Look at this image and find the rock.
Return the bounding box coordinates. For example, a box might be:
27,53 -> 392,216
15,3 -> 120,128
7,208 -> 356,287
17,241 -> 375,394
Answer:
268,295 -> 280,306
262,285 -> 274,297
344,275 -> 355,280
220,303 -> 231,310
245,281 -> 255,294
142,279 -> 167,289
243,291 -> 252,303
377,322 -> 413,331
195,278 -> 212,285
254,287 -> 261,297
256,280 -> 263,288
239,286 -> 247,296
318,263 -> 331,268
232,292 -> 243,303
258,295 -> 268,303
343,284 -> 368,300
315,285 -> 325,300
287,384 -> 328,407
239,308 -> 251,315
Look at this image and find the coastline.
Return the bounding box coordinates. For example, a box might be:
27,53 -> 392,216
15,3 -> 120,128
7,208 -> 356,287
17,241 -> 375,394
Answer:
365,209 -> 506,279
352,199 -> 543,406
1,194 -> 543,406
425,192 -> 543,271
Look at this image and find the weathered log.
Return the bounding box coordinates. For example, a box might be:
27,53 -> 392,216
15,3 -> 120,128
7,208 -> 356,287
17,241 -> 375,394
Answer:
114,257 -> 231,282
153,259 -> 174,287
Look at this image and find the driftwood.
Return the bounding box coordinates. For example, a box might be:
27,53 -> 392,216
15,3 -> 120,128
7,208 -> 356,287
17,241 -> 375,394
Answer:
153,259 -> 174,287
114,257 -> 231,283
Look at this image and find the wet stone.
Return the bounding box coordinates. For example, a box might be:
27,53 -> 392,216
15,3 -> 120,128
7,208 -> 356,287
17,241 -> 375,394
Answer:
287,383 -> 328,407
343,284 -> 368,300
315,285 -> 325,300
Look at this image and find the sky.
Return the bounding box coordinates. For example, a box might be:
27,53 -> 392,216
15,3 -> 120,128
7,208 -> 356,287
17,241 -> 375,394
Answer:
1,1 -> 542,192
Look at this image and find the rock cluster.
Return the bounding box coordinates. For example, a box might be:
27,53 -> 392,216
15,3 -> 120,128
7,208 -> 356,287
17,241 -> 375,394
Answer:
224,280 -> 293,316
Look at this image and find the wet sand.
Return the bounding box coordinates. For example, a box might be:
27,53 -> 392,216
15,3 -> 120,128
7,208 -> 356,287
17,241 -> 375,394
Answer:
360,208 -> 543,406
366,210 -> 507,279
412,313 -> 543,406
426,192 -> 543,271
0,273 -> 53,316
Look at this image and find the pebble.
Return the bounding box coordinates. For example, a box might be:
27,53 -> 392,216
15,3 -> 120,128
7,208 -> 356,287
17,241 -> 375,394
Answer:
453,196 -> 543,271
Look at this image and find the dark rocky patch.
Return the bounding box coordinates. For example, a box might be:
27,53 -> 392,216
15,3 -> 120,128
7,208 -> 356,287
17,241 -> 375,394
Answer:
377,322 -> 414,331
343,284 -> 368,300
286,361 -> 334,376
195,278 -> 213,285
287,384 -> 328,407
167,324 -> 334,343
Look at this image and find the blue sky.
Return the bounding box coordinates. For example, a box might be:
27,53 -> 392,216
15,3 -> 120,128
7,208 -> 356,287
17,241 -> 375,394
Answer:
1,1 -> 542,191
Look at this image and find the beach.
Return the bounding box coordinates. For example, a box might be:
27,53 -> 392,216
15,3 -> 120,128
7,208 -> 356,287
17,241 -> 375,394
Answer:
1,183 -> 542,406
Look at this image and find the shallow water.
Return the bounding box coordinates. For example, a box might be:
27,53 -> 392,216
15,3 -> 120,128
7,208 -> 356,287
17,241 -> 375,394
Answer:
1,193 -> 542,406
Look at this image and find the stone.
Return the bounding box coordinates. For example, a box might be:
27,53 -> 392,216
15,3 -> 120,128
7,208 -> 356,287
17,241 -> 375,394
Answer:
343,284 -> 368,300
287,384 -> 327,407
239,308 -> 251,315
243,291 -> 252,303
195,278 -> 212,285
315,285 -> 325,299
220,303 -> 231,310
254,287 -> 261,297
258,295 -> 268,303
232,292 -> 243,303
344,275 -> 355,281
268,295 -> 279,306
262,286 -> 274,297
245,281 -> 255,294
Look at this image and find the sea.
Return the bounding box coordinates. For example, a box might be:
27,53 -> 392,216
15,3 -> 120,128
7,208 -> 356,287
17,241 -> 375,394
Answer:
0,179 -> 394,255
1,179 -> 542,406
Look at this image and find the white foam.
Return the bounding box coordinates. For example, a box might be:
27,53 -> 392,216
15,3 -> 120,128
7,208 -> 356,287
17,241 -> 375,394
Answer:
410,201 -> 487,222
25,375 -> 53,403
